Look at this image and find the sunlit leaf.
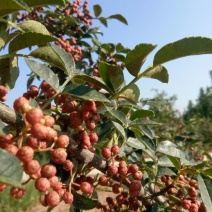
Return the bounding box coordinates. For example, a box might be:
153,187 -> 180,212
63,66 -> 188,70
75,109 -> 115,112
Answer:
108,14 -> 128,25
93,4 -> 102,17
125,44 -> 157,76
154,37 -> 212,66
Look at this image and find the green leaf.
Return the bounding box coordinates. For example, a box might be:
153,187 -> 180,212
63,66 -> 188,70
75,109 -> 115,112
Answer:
25,58 -> 59,91
130,109 -> 154,120
0,21 -> 9,50
125,44 -> 157,76
112,121 -> 126,141
116,43 -> 131,53
0,120 -> 9,135
167,155 -> 181,170
142,65 -> 169,83
158,155 -> 175,167
50,44 -> 75,76
127,137 -> 145,150
108,14 -> 128,25
99,17 -> 108,27
63,84 -> 109,102
157,166 -> 176,177
23,0 -> 66,7
72,74 -> 109,92
120,84 -> 140,104
19,20 -> 51,34
0,0 -> 31,12
202,168 -> 212,178
141,126 -> 156,139
156,140 -> 181,158
197,174 -> 212,211
129,118 -> 159,127
93,4 -> 102,17
9,32 -> 57,53
98,61 -> 124,93
0,148 -> 23,187
0,56 -> 19,90
30,46 -> 66,71
108,110 -> 128,126
154,37 -> 212,66
72,190 -> 98,210
96,121 -> 114,141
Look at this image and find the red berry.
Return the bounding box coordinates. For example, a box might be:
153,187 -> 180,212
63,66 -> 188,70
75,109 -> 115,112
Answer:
69,111 -> 83,127
89,132 -> 98,143
132,171 -> 143,180
57,134 -> 70,148
13,97 -> 29,113
24,159 -> 41,175
31,123 -> 48,140
28,85 -> 39,97
17,146 -> 34,163
102,147 -> 111,159
51,148 -> 67,164
43,115 -> 55,127
108,165 -> 118,176
46,191 -> 60,206
63,160 -> 73,171
182,199 -> 191,210
83,100 -> 97,112
111,145 -> 120,155
25,108 -> 43,126
130,180 -> 142,191
63,192 -> 73,204
80,182 -> 94,194
128,164 -> 139,174
35,177 -> 50,192
112,183 -> 122,194
10,187 -> 25,199
41,164 -> 57,178
98,176 -> 109,186
0,184 -> 7,192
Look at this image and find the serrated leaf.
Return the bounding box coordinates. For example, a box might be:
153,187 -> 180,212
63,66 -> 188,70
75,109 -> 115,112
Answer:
112,121 -> 126,141
99,17 -> 108,27
154,37 -> 212,66
50,44 -> 75,76
63,84 -> 109,102
23,0 -> 65,7
0,0 -> 31,12
9,32 -> 57,53
25,58 -> 59,91
109,110 -> 128,126
127,137 -> 145,150
197,174 -> 212,211
120,84 -> 140,104
0,56 -> 19,90
125,44 -> 157,76
98,61 -> 124,93
142,65 -> 169,83
72,190 -> 98,210
108,14 -> 128,25
0,148 -> 23,187
156,140 -> 181,158
93,4 -> 102,17
129,118 -> 159,127
0,21 -> 9,50
19,20 -> 50,34
130,109 -> 154,120
0,120 -> 9,136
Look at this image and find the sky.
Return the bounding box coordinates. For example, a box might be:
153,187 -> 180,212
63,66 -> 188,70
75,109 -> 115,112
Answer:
4,0 -> 212,112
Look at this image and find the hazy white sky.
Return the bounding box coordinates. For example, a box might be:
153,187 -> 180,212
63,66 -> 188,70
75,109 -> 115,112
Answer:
4,1 -> 212,112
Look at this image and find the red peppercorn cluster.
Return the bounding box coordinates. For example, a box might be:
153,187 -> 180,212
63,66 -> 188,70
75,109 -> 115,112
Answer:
160,174 -> 206,212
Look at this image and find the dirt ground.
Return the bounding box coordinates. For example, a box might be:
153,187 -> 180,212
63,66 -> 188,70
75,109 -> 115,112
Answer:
28,191 -> 116,212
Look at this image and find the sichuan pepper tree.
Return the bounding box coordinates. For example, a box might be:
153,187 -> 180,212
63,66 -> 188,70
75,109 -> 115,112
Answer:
0,1 -> 212,211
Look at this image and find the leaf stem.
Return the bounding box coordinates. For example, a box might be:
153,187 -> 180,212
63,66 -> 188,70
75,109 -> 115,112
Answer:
0,19 -> 24,32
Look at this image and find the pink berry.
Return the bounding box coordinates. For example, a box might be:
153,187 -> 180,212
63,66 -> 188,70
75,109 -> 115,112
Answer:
46,191 -> 60,206
111,145 -> 120,155
41,164 -> 57,178
80,182 -> 94,194
63,192 -> 74,204
16,146 -> 34,163
102,147 -> 111,159
10,187 -> 26,199
57,135 -> 70,148
35,177 -> 50,192
25,108 -> 43,126
51,148 -> 67,164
